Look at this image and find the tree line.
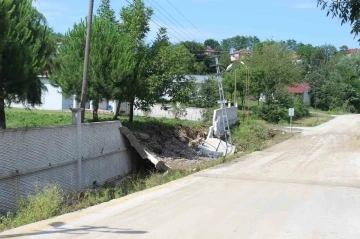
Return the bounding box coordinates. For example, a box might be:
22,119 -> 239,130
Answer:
1,0 -> 359,129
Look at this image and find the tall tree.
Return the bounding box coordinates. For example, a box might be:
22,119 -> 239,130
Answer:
180,41 -> 213,74
204,39 -> 220,50
0,0 -> 54,129
250,41 -> 302,102
119,0 -> 153,122
340,45 -> 349,52
221,35 -> 260,51
52,8 -> 135,121
318,0 -> 360,41
97,0 -> 116,23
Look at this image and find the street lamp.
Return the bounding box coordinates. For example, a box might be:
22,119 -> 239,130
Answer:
226,61 -> 250,114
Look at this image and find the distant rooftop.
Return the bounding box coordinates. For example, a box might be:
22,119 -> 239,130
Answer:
289,83 -> 311,94
345,49 -> 359,54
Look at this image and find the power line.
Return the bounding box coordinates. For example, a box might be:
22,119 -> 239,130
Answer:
148,0 -> 197,41
149,16 -> 183,43
165,0 -> 208,40
125,0 -> 183,43
150,13 -> 187,42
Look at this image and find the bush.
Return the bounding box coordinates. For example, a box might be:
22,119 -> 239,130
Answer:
258,103 -> 287,123
0,185 -> 64,231
293,97 -> 310,119
232,119 -> 269,151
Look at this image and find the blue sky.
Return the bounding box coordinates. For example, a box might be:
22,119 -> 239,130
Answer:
33,0 -> 360,49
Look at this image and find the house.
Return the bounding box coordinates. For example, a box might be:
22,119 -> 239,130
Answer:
9,72 -> 74,110
230,49 -> 252,62
10,72 -> 113,111
288,82 -> 311,105
345,48 -> 359,55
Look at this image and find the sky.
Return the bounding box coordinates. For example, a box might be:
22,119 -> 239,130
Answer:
33,0 -> 360,49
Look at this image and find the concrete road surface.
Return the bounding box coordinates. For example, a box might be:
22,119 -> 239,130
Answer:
1,115 -> 360,239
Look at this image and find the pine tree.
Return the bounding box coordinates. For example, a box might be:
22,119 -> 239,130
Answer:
0,0 -> 54,129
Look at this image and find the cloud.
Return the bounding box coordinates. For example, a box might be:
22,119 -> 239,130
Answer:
289,1 -> 317,9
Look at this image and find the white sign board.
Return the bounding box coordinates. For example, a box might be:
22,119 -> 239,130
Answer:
289,108 -> 295,117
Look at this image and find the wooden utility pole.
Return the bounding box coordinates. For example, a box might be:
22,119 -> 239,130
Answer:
234,69 -> 237,107
80,0 -> 95,123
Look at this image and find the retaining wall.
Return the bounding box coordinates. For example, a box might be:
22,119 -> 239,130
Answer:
0,121 -> 137,214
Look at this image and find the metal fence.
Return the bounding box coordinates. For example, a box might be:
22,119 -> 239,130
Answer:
0,121 -> 137,214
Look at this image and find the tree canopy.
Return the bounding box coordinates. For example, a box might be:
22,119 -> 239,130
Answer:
0,0 -> 54,129
318,0 -> 360,41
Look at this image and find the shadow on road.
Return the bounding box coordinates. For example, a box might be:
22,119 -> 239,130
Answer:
0,222 -> 147,238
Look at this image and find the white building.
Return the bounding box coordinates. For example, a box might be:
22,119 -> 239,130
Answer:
9,73 -> 113,111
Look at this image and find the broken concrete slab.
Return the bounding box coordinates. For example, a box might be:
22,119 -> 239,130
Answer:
119,127 -> 170,172
198,138 -> 236,159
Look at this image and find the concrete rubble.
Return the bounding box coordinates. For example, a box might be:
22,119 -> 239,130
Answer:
119,127 -> 170,172
198,107 -> 237,159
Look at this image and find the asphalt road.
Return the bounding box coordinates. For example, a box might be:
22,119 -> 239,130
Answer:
1,115 -> 360,239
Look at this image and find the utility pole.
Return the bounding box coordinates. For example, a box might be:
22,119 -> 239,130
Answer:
80,0 -> 95,123
215,56 -> 232,146
234,69 -> 237,107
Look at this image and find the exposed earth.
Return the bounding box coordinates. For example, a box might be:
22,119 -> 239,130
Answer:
132,124 -> 213,170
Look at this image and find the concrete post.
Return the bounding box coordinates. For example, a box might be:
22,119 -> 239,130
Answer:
73,95 -> 77,108
228,102 -> 231,108
71,108 -> 83,191
235,103 -> 238,107
90,100 -> 93,110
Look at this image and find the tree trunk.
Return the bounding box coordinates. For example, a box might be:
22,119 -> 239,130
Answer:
129,98 -> 134,123
92,101 -> 99,122
113,100 -> 121,120
0,91 -> 5,130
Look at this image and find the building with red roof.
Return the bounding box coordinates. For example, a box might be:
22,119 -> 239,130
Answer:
230,49 -> 252,62
288,82 -> 311,105
345,49 -> 359,55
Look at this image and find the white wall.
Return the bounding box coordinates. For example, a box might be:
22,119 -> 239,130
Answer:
131,104 -> 205,121
212,107 -> 238,135
303,88 -> 311,106
10,78 -> 66,110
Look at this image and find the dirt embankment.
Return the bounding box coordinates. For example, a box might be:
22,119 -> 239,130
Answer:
132,124 -> 213,170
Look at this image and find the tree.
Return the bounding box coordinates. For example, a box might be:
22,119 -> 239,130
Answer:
280,39 -> 299,52
97,0 -> 116,23
204,39 -> 220,50
145,44 -> 197,106
191,77 -> 218,108
340,45 -> 349,51
0,0 -> 54,129
52,3 -> 135,121
318,0 -> 360,41
119,0 -> 153,122
221,35 -> 260,51
180,41 -> 213,74
250,41 -> 302,102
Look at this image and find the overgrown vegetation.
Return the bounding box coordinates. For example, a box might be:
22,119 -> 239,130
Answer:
0,171 -> 190,232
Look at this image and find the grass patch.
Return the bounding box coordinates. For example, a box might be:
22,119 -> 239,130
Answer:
276,113 -> 334,127
308,107 -> 348,115
4,108 -> 208,130
0,170 -> 191,232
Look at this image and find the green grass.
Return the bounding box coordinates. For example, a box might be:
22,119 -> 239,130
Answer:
0,170 -> 191,232
276,113 -> 334,127
4,108 -> 208,130
308,107 -> 348,115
